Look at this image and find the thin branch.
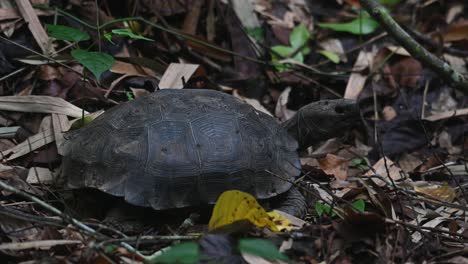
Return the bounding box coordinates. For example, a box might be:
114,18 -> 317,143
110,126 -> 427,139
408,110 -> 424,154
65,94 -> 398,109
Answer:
359,0 -> 468,94
0,179 -> 100,237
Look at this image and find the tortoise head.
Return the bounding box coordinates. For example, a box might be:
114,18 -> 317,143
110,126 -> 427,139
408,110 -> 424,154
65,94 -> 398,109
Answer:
282,99 -> 361,150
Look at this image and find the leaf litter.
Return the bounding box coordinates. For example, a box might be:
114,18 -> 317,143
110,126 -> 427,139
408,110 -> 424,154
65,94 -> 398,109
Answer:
0,0 -> 467,263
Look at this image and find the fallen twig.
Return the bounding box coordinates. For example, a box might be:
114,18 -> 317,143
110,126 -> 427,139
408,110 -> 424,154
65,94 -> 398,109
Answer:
359,0 -> 468,94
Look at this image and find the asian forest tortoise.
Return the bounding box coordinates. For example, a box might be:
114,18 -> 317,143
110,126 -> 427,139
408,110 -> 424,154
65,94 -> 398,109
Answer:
62,89 -> 360,217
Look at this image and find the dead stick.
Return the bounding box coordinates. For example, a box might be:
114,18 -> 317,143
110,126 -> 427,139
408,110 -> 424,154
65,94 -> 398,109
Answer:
359,0 -> 468,94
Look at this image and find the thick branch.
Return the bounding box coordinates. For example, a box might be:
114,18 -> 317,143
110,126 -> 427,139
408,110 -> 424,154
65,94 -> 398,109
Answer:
359,0 -> 468,94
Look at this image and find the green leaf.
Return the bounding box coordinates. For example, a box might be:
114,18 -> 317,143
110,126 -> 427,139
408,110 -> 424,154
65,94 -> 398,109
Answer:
71,49 -> 115,80
317,50 -> 340,63
238,239 -> 289,261
271,42 -> 307,72
351,157 -> 370,170
352,199 -> 366,213
318,17 -> 380,35
271,45 -> 295,57
47,24 -> 90,42
149,242 -> 199,264
289,24 -> 311,49
315,201 -> 330,216
246,27 -> 264,42
126,91 -> 135,101
103,31 -> 115,44
271,46 -> 304,61
70,115 -> 95,130
104,245 -> 117,254
111,28 -> 154,41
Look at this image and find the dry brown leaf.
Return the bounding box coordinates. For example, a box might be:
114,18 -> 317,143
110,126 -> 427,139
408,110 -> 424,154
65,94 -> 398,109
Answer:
231,0 -> 260,29
105,74 -> 132,98
0,240 -> 81,250
442,20 -> 468,42
0,96 -> 87,117
36,65 -> 62,81
52,113 -> 71,155
0,8 -> 20,21
446,4 -> 464,24
385,46 -> 411,56
423,107 -> 468,122
318,154 -> 349,180
232,89 -> 272,116
26,167 -> 56,184
110,60 -> 156,77
0,164 -> 28,179
413,181 -> 456,202
300,157 -> 318,167
311,138 -> 342,157
364,157 -> 405,186
130,87 -> 151,98
274,87 -> 296,121
390,57 -> 422,88
3,116 -> 54,161
15,0 -> 55,53
159,63 -> 199,89
344,50 -> 374,99
398,153 -> 422,173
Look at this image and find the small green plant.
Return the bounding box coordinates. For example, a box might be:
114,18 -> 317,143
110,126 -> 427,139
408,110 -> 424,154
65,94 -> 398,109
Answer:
270,24 -> 312,71
246,27 -> 265,42
317,49 -> 340,63
315,199 -> 366,217
147,238 -> 288,263
352,199 -> 366,213
148,242 -> 199,264
126,91 -> 135,101
315,201 -> 335,217
47,24 -> 153,81
238,238 -> 289,261
104,28 -> 154,44
351,157 -> 371,171
318,13 -> 379,35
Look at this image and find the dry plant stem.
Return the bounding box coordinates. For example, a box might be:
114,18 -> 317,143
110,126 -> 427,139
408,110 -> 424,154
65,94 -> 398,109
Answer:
0,180 -> 195,260
386,218 -> 468,241
0,180 -> 99,237
359,0 -> 468,94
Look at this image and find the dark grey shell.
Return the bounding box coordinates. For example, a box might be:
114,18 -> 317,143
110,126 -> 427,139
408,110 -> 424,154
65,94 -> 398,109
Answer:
62,89 -> 300,210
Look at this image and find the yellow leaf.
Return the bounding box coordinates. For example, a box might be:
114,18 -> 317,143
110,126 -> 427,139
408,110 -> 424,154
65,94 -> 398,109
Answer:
267,211 -> 294,232
413,182 -> 456,202
208,190 -> 279,232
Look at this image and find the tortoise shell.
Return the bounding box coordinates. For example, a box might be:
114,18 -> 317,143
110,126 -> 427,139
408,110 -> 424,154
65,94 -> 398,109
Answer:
62,89 -> 300,210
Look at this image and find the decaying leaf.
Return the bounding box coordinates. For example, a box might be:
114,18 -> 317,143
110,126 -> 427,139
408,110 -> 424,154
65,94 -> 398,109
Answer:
159,63 -> 200,89
364,157 -> 405,186
412,181 -> 457,202
318,153 -> 349,181
0,96 -> 87,117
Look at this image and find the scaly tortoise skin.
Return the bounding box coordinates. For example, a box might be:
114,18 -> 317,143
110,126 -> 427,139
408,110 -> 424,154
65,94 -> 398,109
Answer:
63,89 -> 360,216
